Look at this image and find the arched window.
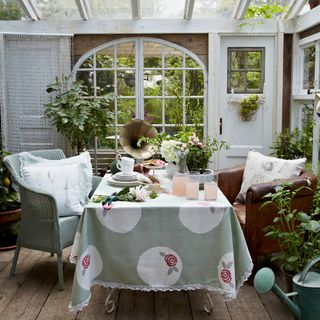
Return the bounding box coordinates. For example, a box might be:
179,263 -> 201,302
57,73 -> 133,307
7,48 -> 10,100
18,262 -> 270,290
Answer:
72,37 -> 207,151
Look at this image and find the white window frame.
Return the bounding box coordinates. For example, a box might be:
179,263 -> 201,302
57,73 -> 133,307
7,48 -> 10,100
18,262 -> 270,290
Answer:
71,37 -> 208,151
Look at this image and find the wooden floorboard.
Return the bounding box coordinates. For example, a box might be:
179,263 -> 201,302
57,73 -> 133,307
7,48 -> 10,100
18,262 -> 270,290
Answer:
0,248 -> 292,320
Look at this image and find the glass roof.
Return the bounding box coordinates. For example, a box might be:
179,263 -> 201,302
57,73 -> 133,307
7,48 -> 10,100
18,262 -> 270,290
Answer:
89,0 -> 132,19
33,0 -> 80,20
0,0 -> 319,21
193,0 -> 238,19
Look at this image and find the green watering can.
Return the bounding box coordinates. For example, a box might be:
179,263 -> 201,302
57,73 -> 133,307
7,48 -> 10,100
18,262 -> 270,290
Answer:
254,256 -> 320,320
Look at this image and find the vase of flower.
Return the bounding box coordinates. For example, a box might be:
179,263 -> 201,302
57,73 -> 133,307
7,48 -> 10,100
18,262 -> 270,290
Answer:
175,149 -> 189,174
165,162 -> 177,179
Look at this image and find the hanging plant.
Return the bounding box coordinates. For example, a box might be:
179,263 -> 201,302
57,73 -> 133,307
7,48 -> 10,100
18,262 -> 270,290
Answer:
238,94 -> 260,121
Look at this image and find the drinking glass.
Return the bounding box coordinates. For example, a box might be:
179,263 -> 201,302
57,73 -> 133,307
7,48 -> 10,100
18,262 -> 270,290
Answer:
186,171 -> 200,200
204,172 -> 218,200
172,172 -> 188,196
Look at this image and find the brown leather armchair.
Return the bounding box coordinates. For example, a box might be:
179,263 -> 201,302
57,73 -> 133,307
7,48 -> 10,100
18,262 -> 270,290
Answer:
216,166 -> 318,273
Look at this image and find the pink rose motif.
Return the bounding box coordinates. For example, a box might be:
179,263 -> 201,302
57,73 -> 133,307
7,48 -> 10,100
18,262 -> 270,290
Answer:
221,268 -> 232,283
165,254 -> 177,267
160,252 -> 179,275
82,255 -> 91,269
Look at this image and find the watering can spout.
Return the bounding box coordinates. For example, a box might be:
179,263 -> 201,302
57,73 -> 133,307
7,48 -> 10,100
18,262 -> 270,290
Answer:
254,268 -> 301,320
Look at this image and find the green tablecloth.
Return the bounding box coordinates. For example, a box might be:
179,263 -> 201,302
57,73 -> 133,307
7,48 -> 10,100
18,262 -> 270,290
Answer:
69,174 -> 252,311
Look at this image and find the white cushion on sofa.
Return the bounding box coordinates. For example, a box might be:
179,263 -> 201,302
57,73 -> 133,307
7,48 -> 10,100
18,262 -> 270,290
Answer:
19,151 -> 93,200
22,163 -> 85,216
237,151 -> 306,202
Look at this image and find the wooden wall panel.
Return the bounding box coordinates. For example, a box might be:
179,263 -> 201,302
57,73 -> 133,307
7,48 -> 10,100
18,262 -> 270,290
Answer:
72,34 -> 208,67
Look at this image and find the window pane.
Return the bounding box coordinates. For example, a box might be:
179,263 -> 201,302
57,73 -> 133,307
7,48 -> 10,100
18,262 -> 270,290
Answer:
186,99 -> 204,125
96,71 -> 114,96
144,99 -> 162,124
247,71 -> 261,90
193,0 -> 238,18
76,71 -> 94,96
231,51 -> 246,70
165,99 -> 183,126
231,72 -> 246,91
99,126 -> 118,149
165,47 -> 183,68
79,56 -> 94,69
141,0 -> 185,18
186,70 -> 204,96
0,0 -> 26,20
144,43 -> 162,68
303,46 -> 315,90
186,56 -> 201,68
118,99 -> 136,124
33,0 -> 80,19
165,70 -> 183,96
117,43 -> 135,68
89,0 -> 131,19
96,48 -> 114,68
247,51 -> 262,69
117,71 -> 135,96
144,70 -> 162,96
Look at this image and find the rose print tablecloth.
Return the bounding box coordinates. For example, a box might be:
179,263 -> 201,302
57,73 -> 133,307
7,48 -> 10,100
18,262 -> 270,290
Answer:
69,174 -> 252,311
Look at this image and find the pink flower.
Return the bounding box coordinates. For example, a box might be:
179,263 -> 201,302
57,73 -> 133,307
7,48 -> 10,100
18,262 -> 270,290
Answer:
221,269 -> 232,283
164,254 -> 177,267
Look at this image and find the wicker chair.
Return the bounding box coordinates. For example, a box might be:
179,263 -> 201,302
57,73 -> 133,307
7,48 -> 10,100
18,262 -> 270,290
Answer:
3,149 -> 102,290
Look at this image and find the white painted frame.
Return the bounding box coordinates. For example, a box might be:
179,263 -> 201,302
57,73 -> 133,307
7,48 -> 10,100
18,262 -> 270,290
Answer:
71,37 -> 208,150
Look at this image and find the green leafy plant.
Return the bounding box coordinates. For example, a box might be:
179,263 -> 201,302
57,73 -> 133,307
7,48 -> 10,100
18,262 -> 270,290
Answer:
0,149 -> 20,212
138,129 -> 228,173
262,182 -> 320,274
238,94 -> 260,121
270,119 -> 313,161
45,76 -> 115,153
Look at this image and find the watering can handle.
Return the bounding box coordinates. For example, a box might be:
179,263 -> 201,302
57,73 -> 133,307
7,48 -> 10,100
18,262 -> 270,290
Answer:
299,256 -> 320,283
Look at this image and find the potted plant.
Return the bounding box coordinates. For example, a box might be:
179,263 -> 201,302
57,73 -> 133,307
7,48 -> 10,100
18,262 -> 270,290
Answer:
0,148 -> 21,251
261,182 -> 320,277
238,94 -> 260,121
138,129 -> 228,176
45,76 -> 115,154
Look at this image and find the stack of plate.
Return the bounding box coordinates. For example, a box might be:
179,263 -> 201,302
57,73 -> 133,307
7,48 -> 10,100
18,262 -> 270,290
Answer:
107,172 -> 141,187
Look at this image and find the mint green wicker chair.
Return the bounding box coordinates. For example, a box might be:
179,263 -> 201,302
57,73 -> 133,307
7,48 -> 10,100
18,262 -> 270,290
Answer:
3,149 -> 102,290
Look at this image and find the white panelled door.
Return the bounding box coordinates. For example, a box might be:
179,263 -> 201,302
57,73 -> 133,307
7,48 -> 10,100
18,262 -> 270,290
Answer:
217,36 -> 275,168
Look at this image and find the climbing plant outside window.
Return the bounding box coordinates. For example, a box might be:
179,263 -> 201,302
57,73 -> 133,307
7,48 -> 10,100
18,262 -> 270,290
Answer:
72,38 -> 207,151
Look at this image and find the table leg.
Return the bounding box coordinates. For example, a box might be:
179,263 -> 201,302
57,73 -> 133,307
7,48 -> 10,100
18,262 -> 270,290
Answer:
105,287 -> 117,313
203,291 -> 214,314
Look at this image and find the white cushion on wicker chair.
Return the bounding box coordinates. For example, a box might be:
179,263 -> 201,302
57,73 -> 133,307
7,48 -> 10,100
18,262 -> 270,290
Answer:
19,151 -> 93,199
22,163 -> 85,216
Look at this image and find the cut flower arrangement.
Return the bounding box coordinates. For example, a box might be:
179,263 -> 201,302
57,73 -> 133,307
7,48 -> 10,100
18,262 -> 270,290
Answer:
139,130 -> 228,172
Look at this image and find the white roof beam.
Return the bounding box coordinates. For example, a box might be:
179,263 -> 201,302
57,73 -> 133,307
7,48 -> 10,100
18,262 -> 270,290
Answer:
75,0 -> 92,20
283,0 -> 308,19
18,0 -> 40,20
232,0 -> 251,19
184,0 -> 195,20
131,0 -> 141,19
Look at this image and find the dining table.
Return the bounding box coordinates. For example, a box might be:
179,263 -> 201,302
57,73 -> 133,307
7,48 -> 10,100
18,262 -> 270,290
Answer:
68,171 -> 253,312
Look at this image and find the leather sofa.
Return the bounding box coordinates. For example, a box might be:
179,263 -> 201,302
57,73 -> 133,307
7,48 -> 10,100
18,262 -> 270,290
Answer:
216,166 -> 318,274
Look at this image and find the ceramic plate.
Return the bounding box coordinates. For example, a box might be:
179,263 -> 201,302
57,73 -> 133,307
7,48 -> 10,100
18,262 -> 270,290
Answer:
107,176 -> 142,187
113,172 -> 138,181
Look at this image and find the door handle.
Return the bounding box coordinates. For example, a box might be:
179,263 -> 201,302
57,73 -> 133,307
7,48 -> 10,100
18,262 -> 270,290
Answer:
219,118 -> 223,135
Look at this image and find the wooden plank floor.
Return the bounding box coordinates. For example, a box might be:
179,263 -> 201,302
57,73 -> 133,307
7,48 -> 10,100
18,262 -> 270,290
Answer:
0,248 -> 291,320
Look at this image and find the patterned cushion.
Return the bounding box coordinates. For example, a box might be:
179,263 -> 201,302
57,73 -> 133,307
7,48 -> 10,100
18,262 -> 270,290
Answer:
237,151 -> 306,202
22,163 -> 85,216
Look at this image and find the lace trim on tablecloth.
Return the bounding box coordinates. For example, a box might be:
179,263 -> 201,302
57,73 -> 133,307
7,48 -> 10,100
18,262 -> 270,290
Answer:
68,263 -> 253,312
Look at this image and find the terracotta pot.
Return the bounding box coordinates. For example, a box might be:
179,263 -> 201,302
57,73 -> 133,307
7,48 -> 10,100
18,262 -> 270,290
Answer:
0,208 -> 21,251
281,266 -> 294,293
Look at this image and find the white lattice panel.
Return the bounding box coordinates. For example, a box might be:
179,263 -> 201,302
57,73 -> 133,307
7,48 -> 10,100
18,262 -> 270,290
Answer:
1,35 -> 71,152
